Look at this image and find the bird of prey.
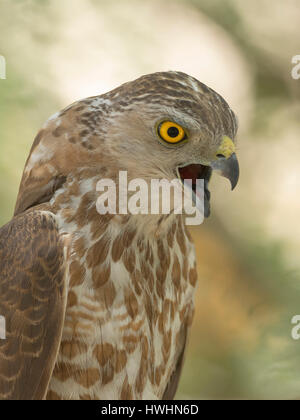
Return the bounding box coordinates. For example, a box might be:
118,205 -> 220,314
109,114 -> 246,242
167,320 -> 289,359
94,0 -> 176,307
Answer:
0,71 -> 239,400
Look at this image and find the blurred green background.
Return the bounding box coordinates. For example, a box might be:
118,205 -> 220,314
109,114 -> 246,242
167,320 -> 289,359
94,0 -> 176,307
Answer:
1,0 -> 300,400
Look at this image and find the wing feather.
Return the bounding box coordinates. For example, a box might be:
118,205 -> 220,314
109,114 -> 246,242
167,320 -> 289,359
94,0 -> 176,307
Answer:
0,210 -> 68,400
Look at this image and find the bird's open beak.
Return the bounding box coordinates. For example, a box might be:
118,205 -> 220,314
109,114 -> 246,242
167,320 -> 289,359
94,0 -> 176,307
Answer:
210,136 -> 239,190
176,136 -> 239,218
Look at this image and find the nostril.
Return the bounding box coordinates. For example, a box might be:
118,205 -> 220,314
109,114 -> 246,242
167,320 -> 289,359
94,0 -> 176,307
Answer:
216,153 -> 225,158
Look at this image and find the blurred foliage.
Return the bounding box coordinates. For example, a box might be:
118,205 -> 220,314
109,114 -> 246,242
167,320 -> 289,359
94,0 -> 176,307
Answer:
1,0 -> 300,400
178,0 -> 300,399
189,0 -> 300,136
0,0 -> 60,225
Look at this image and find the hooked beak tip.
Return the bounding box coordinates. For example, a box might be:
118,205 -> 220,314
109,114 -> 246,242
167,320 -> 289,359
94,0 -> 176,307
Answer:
210,152 -> 239,190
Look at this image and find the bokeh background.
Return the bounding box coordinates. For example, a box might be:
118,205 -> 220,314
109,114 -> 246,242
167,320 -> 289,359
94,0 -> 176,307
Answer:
1,0 -> 300,400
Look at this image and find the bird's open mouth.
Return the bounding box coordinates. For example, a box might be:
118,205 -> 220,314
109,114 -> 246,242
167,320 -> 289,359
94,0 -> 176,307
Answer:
176,163 -> 212,218
176,153 -> 239,219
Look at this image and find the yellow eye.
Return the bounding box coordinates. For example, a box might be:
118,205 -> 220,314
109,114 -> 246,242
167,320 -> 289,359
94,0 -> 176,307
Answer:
158,121 -> 186,144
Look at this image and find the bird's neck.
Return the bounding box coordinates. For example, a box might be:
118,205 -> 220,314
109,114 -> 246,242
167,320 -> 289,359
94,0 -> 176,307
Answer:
48,172 -> 183,239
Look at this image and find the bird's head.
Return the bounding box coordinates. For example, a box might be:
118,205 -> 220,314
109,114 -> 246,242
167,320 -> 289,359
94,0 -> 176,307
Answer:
15,71 -> 239,221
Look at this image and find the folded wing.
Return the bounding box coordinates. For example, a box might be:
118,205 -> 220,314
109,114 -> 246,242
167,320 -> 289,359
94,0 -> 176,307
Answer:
0,211 -> 68,400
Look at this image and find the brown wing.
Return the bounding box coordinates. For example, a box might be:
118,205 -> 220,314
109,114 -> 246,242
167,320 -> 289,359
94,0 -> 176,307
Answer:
0,210 -> 68,400
162,322 -> 188,400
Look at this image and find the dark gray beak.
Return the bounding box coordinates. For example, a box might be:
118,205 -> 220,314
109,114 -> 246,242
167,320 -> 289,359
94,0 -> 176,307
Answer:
210,153 -> 240,190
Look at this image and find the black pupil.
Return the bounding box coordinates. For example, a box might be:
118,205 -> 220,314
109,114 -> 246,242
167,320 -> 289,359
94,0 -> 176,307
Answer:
167,126 -> 180,138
